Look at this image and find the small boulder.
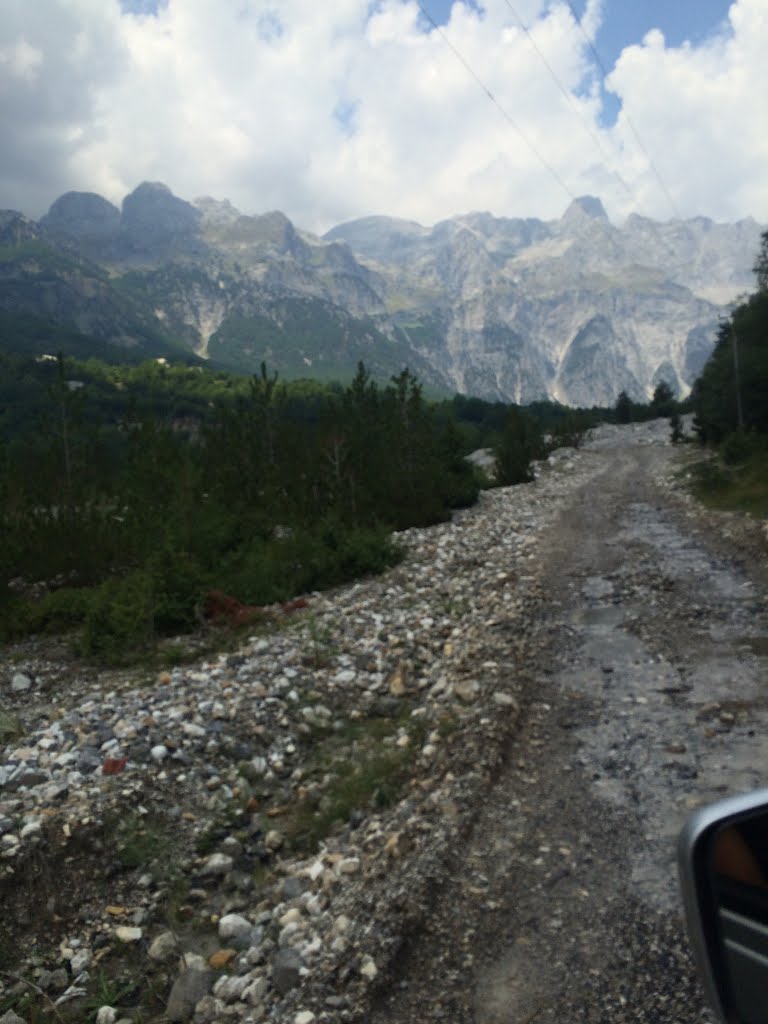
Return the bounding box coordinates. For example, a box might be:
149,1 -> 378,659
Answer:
165,969 -> 214,1023
199,852 -> 233,876
148,930 -> 177,962
10,673 -> 32,693
272,947 -> 304,995
218,913 -> 252,941
0,1011 -> 29,1024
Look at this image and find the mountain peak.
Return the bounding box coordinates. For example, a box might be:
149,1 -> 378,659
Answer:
562,196 -> 608,223
121,181 -> 201,248
194,195 -> 241,228
41,191 -> 120,240
128,181 -> 174,199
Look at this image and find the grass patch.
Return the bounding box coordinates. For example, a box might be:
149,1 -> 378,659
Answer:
81,970 -> 137,1022
300,614 -> 338,669
689,446 -> 768,517
284,713 -> 425,853
104,811 -> 176,876
0,709 -> 24,743
288,747 -> 414,852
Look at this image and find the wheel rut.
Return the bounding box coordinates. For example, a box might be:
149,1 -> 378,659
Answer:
368,445 -> 768,1023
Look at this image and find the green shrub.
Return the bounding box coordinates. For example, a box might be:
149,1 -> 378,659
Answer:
721,431 -> 763,466
148,546 -> 206,631
0,709 -> 23,742
222,523 -> 402,607
0,586 -> 90,641
80,570 -> 155,663
690,459 -> 732,495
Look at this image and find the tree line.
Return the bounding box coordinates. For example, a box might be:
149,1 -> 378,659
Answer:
691,229 -> 768,445
0,336 -> 613,662
0,359 -> 513,661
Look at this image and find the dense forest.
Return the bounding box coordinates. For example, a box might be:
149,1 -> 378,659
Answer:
680,229 -> 768,513
691,229 -> 768,443
0,344 -> 605,661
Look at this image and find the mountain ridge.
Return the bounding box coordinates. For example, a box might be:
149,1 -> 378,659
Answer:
1,181 -> 763,403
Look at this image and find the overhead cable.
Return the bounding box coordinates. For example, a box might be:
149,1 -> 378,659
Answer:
500,0 -> 634,201
416,0 -> 576,204
563,0 -> 682,218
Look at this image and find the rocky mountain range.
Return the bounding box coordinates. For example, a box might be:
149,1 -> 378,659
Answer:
0,181 -> 763,404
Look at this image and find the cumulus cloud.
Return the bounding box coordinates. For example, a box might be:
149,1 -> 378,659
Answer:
0,0 -> 765,229
606,0 -> 768,223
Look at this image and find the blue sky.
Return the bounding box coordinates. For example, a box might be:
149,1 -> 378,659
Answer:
427,1 -> 733,63
426,0 -> 735,122
2,1 -> 765,229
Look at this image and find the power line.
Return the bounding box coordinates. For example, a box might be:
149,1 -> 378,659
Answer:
500,0 -> 635,201
415,0 -> 576,204
563,0 -> 682,218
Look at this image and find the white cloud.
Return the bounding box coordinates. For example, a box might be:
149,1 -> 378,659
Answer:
0,38 -> 43,82
0,0 -> 766,230
606,0 -> 768,223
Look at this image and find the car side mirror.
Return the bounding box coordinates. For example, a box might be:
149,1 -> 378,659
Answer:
679,790 -> 768,1024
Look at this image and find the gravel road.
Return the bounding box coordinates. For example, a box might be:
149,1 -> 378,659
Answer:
367,429 -> 768,1024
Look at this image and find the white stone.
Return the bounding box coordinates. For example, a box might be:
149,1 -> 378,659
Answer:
331,914 -> 351,936
307,859 -> 325,881
70,949 -> 92,973
213,974 -> 250,1003
279,922 -> 302,946
148,931 -> 177,962
492,691 -> 518,708
219,913 -> 252,940
11,673 -> 32,692
305,894 -> 324,916
360,955 -> 378,979
264,829 -> 283,852
200,852 -> 233,876
295,1012 -> 316,1024
95,1008 -> 118,1024
114,926 -> 142,943
338,857 -> 360,874
180,952 -> 207,971
182,722 -> 207,738
243,976 -> 268,1006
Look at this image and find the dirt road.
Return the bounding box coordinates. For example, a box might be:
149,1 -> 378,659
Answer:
368,438 -> 768,1024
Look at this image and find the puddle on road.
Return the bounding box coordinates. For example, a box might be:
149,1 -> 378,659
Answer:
581,575 -> 615,600
744,635 -> 768,656
622,503 -> 757,605
558,510 -> 768,912
573,605 -> 626,629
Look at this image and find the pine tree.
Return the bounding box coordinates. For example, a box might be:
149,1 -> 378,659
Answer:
615,390 -> 633,424
494,407 -> 540,485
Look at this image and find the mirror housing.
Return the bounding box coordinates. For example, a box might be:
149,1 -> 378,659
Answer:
679,790 -> 768,1024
